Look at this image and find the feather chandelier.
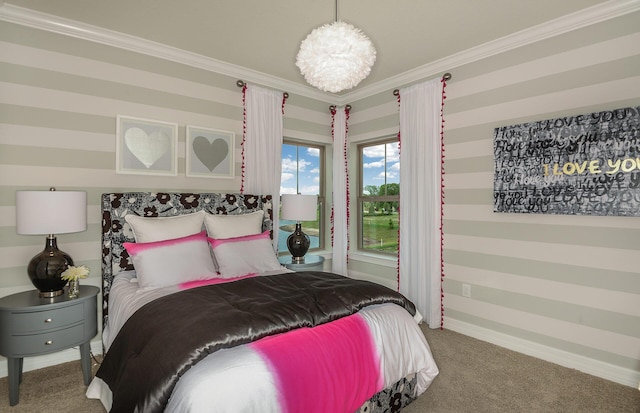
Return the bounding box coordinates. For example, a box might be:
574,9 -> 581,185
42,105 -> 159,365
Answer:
295,2 -> 376,93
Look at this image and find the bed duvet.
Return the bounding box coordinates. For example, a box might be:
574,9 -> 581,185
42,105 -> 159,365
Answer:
87,271 -> 439,413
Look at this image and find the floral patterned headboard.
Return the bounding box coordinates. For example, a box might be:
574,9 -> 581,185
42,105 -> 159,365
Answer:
101,192 -> 273,328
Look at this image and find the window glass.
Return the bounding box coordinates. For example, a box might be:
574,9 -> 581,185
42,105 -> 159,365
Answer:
279,142 -> 324,253
359,139 -> 399,254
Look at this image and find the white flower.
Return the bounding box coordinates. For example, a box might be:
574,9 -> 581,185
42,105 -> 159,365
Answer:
61,265 -> 90,281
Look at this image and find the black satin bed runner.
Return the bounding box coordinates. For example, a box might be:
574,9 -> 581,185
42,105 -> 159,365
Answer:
96,271 -> 416,413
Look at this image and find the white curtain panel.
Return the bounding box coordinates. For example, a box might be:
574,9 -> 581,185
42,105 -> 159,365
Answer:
243,84 -> 284,250
398,79 -> 443,328
332,107 -> 349,275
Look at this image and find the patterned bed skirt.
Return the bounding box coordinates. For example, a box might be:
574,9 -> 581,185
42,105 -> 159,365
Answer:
357,373 -> 418,413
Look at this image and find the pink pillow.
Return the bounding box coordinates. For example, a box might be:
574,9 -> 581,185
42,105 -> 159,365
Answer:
208,231 -> 283,278
124,231 -> 217,288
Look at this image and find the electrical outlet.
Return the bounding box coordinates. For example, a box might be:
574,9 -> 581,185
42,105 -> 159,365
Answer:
462,283 -> 471,298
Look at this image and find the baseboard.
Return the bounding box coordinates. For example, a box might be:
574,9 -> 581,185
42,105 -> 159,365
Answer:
0,338 -> 103,378
444,318 -> 640,389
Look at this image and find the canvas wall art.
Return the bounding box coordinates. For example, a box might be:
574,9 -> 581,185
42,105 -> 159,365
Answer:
493,106 -> 640,216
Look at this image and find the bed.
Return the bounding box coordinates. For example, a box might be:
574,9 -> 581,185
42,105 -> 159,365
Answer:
87,192 -> 439,412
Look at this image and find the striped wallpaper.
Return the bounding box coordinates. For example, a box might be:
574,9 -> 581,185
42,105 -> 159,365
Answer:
347,10 -> 640,387
0,4 -> 638,388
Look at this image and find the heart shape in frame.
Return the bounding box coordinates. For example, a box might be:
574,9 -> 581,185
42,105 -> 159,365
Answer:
193,136 -> 229,172
124,127 -> 171,168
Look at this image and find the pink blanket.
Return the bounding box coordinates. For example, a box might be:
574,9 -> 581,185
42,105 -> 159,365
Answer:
252,313 -> 383,413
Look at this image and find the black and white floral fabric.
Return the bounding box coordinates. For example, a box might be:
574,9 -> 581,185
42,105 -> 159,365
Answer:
356,374 -> 418,413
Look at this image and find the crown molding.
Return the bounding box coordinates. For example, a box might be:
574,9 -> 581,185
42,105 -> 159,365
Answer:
0,3 -> 334,102
1,1 -> 638,106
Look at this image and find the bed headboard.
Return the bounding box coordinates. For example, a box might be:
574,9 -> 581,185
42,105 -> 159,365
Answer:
101,192 -> 273,326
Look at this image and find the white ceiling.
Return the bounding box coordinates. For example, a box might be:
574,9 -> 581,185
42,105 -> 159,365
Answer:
3,0 -> 618,96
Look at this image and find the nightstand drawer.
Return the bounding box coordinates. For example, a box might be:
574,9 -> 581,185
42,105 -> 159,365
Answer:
11,305 -> 83,334
11,324 -> 84,356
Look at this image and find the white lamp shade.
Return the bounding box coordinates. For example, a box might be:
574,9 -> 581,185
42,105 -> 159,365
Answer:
281,194 -> 318,221
16,190 -> 87,235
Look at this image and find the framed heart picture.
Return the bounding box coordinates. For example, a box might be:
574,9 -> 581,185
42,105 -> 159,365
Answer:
186,126 -> 235,178
116,115 -> 178,176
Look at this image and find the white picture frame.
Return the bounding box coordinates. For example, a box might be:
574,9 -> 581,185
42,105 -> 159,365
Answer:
186,125 -> 235,178
116,115 -> 178,176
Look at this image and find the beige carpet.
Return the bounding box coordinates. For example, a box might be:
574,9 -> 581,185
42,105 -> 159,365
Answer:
408,327 -> 639,413
0,327 -> 637,412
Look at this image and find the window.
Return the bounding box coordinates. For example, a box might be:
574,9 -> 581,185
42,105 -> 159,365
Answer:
279,141 -> 325,253
358,138 -> 400,255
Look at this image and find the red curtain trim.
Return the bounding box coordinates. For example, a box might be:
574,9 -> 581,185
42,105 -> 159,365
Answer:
240,84 -> 247,194
439,76 -> 448,330
344,107 -> 351,263
330,107 -> 336,247
396,92 -> 402,292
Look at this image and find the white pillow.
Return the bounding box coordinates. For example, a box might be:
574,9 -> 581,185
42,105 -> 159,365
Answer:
124,231 -> 217,288
204,210 -> 264,239
208,230 -> 282,278
125,210 -> 205,243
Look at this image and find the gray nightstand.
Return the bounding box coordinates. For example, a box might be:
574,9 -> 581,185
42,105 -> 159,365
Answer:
279,254 -> 325,271
0,285 -> 99,406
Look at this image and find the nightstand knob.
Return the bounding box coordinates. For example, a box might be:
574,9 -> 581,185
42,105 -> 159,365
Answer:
45,340 -> 53,345
44,318 -> 53,323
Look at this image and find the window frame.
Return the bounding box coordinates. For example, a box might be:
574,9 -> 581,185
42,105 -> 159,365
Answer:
280,139 -> 326,253
356,136 -> 400,256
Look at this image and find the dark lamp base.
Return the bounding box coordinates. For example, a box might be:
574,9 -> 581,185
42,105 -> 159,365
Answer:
286,223 -> 310,262
27,236 -> 72,298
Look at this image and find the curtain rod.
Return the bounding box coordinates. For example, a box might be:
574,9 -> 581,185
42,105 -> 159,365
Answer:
236,80 -> 289,99
329,104 -> 352,111
393,72 -> 452,96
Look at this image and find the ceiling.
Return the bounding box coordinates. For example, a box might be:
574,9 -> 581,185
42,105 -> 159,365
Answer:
4,0 -> 613,96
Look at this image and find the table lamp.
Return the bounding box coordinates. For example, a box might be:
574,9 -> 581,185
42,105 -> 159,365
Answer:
281,194 -> 318,263
16,188 -> 87,297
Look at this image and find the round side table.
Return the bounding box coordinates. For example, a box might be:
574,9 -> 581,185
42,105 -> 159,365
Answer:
279,254 -> 325,271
